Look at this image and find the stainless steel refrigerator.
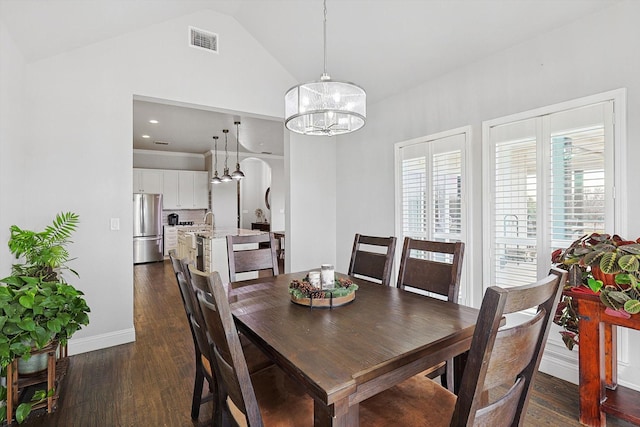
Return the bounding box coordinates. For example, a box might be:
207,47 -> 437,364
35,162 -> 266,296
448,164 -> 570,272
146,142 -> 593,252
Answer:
133,193 -> 163,264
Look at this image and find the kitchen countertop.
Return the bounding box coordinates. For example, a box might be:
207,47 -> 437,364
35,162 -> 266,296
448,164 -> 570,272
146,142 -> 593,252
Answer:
194,228 -> 265,239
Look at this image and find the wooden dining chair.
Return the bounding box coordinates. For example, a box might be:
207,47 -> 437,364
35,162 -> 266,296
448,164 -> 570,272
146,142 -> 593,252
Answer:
188,265 -> 272,373
172,264 -> 216,420
197,271 -> 313,426
396,238 -> 465,301
348,234 -> 397,286
359,267 -> 567,427
395,238 -> 465,389
226,233 -> 279,282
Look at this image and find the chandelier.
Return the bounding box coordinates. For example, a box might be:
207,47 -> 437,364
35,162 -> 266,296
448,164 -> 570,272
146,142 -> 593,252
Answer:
284,0 -> 366,136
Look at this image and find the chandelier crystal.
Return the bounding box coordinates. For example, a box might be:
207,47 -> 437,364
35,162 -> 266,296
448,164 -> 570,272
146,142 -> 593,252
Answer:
284,0 -> 366,136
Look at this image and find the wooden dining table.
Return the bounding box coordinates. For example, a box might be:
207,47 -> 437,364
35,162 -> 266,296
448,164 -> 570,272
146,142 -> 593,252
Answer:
228,272 -> 481,427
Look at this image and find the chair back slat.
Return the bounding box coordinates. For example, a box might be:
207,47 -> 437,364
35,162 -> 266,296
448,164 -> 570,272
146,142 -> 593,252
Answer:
482,310 -> 545,391
451,267 -> 566,426
473,376 -> 525,427
396,238 -> 464,302
227,233 -> 279,282
348,233 -> 397,286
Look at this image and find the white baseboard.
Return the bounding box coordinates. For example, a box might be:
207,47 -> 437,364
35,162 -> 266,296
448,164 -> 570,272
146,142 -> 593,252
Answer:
539,342 -> 579,385
66,328 -> 136,356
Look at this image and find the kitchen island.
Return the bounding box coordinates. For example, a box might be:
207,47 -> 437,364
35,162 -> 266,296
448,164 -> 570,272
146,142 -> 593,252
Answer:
177,227 -> 265,284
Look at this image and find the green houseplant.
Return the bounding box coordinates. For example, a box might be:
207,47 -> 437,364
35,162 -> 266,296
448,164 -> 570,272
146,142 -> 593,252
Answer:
0,212 -> 90,424
552,233 -> 640,350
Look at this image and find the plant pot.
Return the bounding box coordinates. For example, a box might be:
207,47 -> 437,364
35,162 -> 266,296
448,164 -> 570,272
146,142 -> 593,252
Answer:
17,342 -> 58,375
592,265 -> 617,287
18,352 -> 48,375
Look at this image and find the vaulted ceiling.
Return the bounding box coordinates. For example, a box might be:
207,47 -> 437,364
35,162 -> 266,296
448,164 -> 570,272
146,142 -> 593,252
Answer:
1,0 -> 619,155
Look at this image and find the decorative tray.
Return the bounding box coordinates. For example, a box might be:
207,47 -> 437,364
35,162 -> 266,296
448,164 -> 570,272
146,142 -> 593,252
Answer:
289,276 -> 358,309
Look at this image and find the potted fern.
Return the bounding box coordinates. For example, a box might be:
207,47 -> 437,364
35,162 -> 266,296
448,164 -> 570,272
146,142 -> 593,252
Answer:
0,212 -> 90,424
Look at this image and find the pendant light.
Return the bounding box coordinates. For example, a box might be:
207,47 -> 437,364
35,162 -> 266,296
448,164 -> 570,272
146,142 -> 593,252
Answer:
221,129 -> 233,182
211,136 -> 222,184
284,0 -> 366,136
231,121 -> 245,180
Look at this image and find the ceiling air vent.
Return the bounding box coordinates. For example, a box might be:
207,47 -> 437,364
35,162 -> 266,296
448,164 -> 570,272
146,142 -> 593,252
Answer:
153,140 -> 170,146
189,26 -> 218,53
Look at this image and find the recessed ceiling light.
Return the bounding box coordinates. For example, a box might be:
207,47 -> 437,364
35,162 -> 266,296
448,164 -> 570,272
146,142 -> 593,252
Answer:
149,119 -> 159,124
142,134 -> 150,138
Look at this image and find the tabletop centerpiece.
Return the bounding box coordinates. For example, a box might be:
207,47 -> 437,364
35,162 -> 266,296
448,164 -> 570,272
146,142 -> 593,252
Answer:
552,232 -> 640,350
289,274 -> 358,308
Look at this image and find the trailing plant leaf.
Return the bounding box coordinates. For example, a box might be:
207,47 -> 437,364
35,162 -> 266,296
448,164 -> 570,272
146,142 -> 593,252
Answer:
619,243 -> 640,255
600,290 -> 623,310
605,290 -> 630,304
624,299 -> 640,315
601,252 -> 622,274
618,254 -> 640,272
587,277 -> 603,293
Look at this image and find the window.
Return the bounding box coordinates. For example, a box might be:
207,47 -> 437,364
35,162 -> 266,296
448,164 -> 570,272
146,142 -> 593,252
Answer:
395,127 -> 470,303
483,90 -> 625,289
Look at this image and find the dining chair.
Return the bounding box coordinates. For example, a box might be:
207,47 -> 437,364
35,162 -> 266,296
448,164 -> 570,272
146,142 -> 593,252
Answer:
359,267 -> 567,427
395,238 -> 465,389
396,238 -> 465,301
188,265 -> 272,374
226,233 -> 279,282
197,270 -> 313,426
171,260 -> 216,420
347,234 -> 397,286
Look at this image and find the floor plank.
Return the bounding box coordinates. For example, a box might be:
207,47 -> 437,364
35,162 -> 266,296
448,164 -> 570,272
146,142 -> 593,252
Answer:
17,260 -> 637,426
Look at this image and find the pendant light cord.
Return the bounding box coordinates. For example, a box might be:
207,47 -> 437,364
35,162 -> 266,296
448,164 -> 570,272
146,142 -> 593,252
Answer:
236,122 -> 240,163
323,0 -> 327,77
213,137 -> 218,169
224,130 -> 229,168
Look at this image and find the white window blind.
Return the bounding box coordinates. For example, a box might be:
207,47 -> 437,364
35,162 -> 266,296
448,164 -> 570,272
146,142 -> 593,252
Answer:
486,101 -> 613,289
397,131 -> 468,301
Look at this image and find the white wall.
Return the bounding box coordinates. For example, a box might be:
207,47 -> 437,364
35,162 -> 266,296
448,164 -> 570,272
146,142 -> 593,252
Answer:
0,21 -> 27,275
0,9 -> 296,354
335,1 -> 640,388
287,133 -> 337,273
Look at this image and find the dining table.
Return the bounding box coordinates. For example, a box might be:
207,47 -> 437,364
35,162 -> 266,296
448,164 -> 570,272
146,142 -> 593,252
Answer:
228,271 -> 482,427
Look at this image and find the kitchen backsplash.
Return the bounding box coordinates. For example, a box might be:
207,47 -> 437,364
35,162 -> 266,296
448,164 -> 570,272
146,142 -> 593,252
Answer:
162,209 -> 207,226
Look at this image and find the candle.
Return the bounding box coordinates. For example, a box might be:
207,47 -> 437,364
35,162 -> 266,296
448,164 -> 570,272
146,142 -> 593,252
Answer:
321,264 -> 335,290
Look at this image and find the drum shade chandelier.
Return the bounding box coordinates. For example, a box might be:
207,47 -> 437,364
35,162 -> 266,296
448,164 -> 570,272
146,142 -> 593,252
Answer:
284,0 -> 366,136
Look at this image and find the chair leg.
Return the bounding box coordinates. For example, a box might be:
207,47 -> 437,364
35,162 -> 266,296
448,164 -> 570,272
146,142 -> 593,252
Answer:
191,361 -> 205,419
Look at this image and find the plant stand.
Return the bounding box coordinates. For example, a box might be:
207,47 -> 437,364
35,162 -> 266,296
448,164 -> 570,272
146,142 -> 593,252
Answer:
566,289 -> 640,426
5,341 -> 68,424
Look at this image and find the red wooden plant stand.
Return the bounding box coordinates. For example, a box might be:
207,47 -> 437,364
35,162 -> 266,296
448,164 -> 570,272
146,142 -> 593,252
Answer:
567,288 -> 640,426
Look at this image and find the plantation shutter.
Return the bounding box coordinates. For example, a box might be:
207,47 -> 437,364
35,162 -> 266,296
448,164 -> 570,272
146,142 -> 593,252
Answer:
486,101 -> 613,289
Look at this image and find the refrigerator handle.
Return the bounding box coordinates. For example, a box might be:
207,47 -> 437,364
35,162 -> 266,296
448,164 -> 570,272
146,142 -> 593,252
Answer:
141,195 -> 145,232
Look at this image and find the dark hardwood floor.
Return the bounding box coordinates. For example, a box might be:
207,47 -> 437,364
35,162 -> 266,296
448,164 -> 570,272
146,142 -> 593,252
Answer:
19,261 -> 636,426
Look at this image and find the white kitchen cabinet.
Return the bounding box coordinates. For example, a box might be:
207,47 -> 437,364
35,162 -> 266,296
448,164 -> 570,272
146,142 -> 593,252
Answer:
162,170 -> 208,209
162,170 -> 179,209
133,168 -> 163,194
163,226 -> 178,256
193,172 -> 209,209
